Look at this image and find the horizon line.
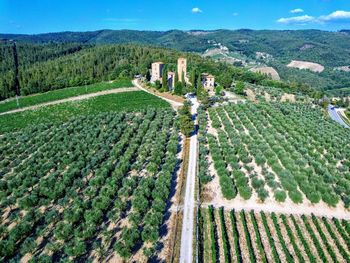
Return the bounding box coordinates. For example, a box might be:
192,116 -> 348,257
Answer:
1,28 -> 349,35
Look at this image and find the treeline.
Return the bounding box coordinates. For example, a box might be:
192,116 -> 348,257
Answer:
0,42 -> 88,99
1,42 -> 314,100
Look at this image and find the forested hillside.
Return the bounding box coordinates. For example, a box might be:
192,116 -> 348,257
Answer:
2,29 -> 350,64
2,29 -> 350,93
1,43 -> 311,100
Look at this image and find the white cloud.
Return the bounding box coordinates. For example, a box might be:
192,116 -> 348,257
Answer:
232,12 -> 239,17
277,10 -> 350,25
319,10 -> 350,22
290,8 -> 304,14
192,7 -> 202,14
277,15 -> 315,25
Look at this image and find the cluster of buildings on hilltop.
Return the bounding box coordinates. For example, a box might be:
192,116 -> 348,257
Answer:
150,58 -> 215,95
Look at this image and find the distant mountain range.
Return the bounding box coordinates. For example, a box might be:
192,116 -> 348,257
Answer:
2,29 -> 350,66
1,29 -> 350,92
0,29 -> 349,53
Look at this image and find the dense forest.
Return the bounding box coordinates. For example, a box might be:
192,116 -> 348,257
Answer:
1,29 -> 350,94
0,42 -> 312,100
2,29 -> 350,66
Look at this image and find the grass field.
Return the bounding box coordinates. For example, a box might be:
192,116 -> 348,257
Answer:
0,79 -> 133,113
0,91 -> 170,133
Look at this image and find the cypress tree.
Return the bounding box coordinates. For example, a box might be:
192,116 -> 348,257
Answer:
161,66 -> 168,91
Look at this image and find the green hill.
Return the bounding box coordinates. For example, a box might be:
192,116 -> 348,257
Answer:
2,29 -> 350,96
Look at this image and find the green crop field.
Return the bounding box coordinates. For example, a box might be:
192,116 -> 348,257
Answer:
200,103 -> 350,207
0,91 -> 170,133
0,108 -> 179,262
0,79 -> 133,113
199,207 -> 350,263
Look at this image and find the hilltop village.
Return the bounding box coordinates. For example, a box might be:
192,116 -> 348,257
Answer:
149,58 -> 216,96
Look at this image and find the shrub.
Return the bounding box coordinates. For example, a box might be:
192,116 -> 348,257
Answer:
238,186 -> 252,200
289,190 -> 303,204
257,188 -> 269,202
251,177 -> 265,189
274,190 -> 287,202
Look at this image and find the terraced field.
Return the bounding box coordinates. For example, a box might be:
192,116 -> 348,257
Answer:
199,207 -> 350,263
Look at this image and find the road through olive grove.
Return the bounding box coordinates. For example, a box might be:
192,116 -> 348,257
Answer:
180,96 -> 199,263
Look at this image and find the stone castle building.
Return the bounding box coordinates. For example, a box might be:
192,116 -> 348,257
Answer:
150,62 -> 164,83
150,57 -> 216,93
202,73 -> 215,94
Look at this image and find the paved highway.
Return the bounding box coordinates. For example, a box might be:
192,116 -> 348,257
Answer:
328,105 -> 349,129
179,96 -> 199,263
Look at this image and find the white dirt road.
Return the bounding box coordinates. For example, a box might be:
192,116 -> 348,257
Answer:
179,96 -> 199,263
0,87 -> 140,116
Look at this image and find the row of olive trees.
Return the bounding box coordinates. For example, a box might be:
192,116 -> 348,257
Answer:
0,109 -> 178,261
222,102 -> 350,207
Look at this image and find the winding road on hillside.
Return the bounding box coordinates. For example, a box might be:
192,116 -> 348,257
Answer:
0,87 -> 140,116
180,96 -> 199,263
328,105 -> 350,128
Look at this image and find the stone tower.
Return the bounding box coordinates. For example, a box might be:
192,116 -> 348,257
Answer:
151,62 -> 164,83
177,58 -> 187,83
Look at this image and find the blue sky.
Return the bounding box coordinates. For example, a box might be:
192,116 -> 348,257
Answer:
1,0 -> 350,34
